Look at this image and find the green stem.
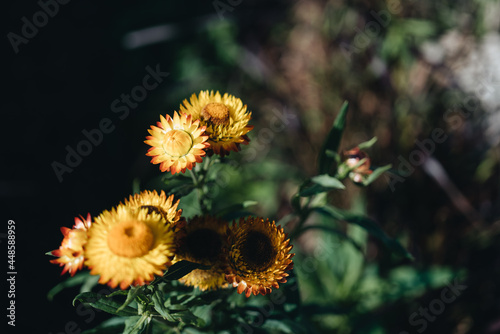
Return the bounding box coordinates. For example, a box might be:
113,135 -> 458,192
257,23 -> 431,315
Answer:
188,169 -> 198,185
203,155 -> 212,172
189,168 -> 210,214
289,196 -> 313,240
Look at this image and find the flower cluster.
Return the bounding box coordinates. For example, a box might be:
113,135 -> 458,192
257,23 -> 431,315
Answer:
50,90 -> 293,297
50,190 -> 294,296
145,90 -> 253,174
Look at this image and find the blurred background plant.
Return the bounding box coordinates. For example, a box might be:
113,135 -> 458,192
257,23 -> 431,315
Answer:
6,0 -> 500,333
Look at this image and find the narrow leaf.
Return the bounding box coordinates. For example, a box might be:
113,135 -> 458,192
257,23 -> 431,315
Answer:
117,286 -> 143,312
298,183 -> 329,197
362,164 -> 392,186
80,275 -> 100,294
162,261 -> 211,281
318,101 -> 349,174
357,137 -> 378,150
163,175 -> 195,198
151,290 -> 176,322
314,205 -> 413,260
295,225 -> 364,253
123,314 -> 149,334
170,310 -> 205,327
311,174 -> 346,189
47,272 -> 91,301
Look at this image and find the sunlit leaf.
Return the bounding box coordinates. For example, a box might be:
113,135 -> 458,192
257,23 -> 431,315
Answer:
311,174 -> 346,189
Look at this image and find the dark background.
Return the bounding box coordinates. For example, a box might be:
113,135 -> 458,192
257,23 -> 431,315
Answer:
3,0 -> 500,333
3,1 -> 291,332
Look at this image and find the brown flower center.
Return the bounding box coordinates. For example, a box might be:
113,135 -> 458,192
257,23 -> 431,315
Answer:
181,228 -> 222,263
240,231 -> 276,270
201,103 -> 230,126
162,130 -> 193,157
107,220 -> 154,258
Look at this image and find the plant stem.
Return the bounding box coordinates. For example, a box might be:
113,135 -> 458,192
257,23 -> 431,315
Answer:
189,168 -> 210,214
289,196 -> 313,240
188,169 -> 198,186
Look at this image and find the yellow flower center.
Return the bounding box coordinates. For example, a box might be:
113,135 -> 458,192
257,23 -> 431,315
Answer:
107,220 -> 154,258
162,130 -> 193,157
240,231 -> 276,270
201,103 -> 230,126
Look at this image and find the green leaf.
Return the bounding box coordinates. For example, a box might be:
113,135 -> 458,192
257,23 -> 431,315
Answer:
168,304 -> 189,311
262,319 -> 306,333
318,101 -> 349,174
80,275 -> 100,294
298,183 -> 329,197
123,314 -> 150,334
295,225 -> 364,253
325,149 -> 340,160
298,176 -> 345,197
151,290 -> 176,322
106,290 -> 129,298
132,178 -> 141,195
73,292 -> 138,316
169,310 -> 205,327
362,164 -> 392,186
117,286 -> 144,313
163,175 -> 195,198
47,272 -> 91,301
81,317 -> 127,334
314,205 -> 413,260
162,261 -> 211,281
311,174 -> 346,189
357,137 -> 378,150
